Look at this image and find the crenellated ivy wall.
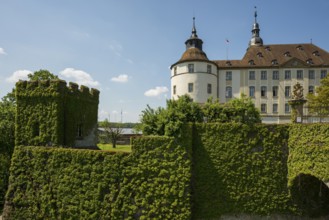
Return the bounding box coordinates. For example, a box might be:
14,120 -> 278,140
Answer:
3,136 -> 192,219
2,123 -> 329,219
15,80 -> 99,148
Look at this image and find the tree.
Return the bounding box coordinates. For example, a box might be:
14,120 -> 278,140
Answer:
139,95 -> 203,136
102,118 -> 123,148
139,94 -> 261,137
28,69 -> 59,81
307,75 -> 329,121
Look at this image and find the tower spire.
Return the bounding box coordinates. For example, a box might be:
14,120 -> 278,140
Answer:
191,17 -> 197,38
249,6 -> 263,47
185,17 -> 203,50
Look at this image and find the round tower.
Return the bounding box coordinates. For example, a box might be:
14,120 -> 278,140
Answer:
170,17 -> 218,103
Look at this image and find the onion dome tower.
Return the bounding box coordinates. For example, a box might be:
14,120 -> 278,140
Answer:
249,7 -> 263,47
170,17 -> 218,103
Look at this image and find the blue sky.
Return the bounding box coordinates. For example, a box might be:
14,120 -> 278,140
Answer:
1,0 -> 329,122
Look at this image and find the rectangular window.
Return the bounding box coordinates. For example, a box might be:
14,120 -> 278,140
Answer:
261,104 -> 267,113
309,70 -> 315,79
321,70 -> 327,79
226,71 -> 232,81
272,70 -> 279,80
249,71 -> 255,80
308,86 -> 314,94
249,86 -> 255,97
173,85 -> 176,95
226,86 -> 232,98
261,71 -> 267,80
207,84 -> 212,94
188,64 -> 194,73
284,70 -> 291,80
285,86 -> 291,97
285,103 -> 290,113
261,86 -> 267,97
272,86 -> 278,97
297,70 -> 303,79
174,66 -> 177,75
273,104 -> 278,113
207,65 -> 212,73
188,83 -> 193,93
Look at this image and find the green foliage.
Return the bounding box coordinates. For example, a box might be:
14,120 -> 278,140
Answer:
192,123 -> 292,218
15,80 -> 99,147
307,75 -> 329,119
4,136 -> 192,219
139,95 -> 260,136
288,124 -> 329,217
28,69 -> 59,81
0,91 -> 16,211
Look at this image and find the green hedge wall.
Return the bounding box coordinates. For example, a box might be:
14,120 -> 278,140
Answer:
288,124 -> 329,216
192,123 -> 293,218
288,124 -> 329,185
3,136 -> 192,219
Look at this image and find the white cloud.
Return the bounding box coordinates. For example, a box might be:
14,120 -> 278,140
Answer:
111,74 -> 129,83
6,70 -> 32,83
0,48 -> 6,55
144,86 -> 169,97
59,68 -> 99,87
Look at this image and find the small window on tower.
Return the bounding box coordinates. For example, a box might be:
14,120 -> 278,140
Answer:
173,85 -> 176,95
188,83 -> 193,93
207,84 -> 212,94
174,67 -> 177,75
188,64 -> 194,73
207,65 -> 212,73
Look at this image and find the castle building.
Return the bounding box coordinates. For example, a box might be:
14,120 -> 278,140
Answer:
15,80 -> 99,148
170,11 -> 329,124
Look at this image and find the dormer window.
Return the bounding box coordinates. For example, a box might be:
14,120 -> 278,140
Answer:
271,59 -> 278,65
226,61 -> 232,66
284,51 -> 291,57
296,45 -> 303,50
249,60 -> 255,65
306,59 -> 313,65
257,52 -> 263,58
312,51 -> 320,56
265,46 -> 271,51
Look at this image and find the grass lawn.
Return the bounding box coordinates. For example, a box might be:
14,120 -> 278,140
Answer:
97,143 -> 132,152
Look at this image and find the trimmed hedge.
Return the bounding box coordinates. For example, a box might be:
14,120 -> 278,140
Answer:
3,136 -> 192,219
192,123 -> 293,218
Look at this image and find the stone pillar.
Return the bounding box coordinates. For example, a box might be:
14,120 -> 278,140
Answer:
288,99 -> 307,123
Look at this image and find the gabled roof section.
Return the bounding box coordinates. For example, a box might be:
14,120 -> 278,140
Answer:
213,43 -> 329,68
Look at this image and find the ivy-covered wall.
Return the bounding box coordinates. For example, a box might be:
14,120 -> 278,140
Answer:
192,123 -> 293,218
288,124 -> 329,217
3,123 -> 329,219
3,136 -> 192,219
15,80 -> 99,148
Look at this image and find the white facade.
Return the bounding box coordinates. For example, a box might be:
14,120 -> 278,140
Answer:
171,15 -> 329,124
171,61 -> 217,103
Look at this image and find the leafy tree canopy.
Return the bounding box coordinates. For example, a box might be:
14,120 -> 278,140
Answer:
27,69 -> 59,81
307,75 -> 329,118
139,94 -> 260,136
